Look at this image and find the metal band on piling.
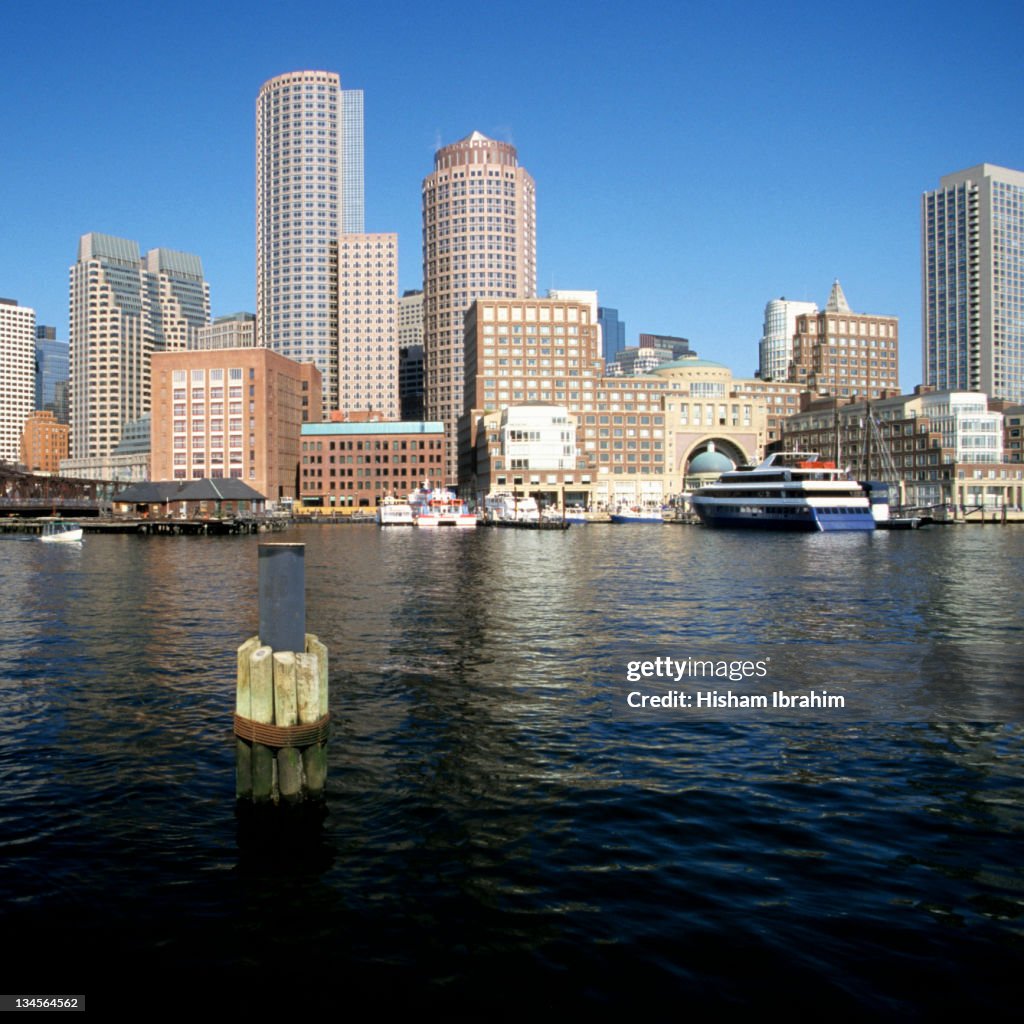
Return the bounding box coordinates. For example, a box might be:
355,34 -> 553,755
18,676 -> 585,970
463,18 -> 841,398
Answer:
233,712 -> 331,748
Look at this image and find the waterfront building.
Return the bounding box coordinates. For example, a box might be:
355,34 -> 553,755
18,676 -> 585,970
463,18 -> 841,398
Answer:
598,307 -> 626,364
422,131 -> 537,484
789,280 -> 899,399
195,313 -> 256,350
256,70 -> 365,414
782,388 -> 1021,509
337,233 -> 399,419
922,164 -> 1024,403
150,347 -> 321,504
67,233 -> 210,475
759,297 -> 817,382
0,298 -> 36,465
998,402 -> 1024,464
35,325 -> 69,424
461,296 -> 802,507
20,410 -> 68,474
299,420 -> 445,510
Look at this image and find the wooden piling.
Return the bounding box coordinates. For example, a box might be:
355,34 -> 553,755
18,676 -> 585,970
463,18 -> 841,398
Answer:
250,644 -> 275,804
234,544 -> 330,807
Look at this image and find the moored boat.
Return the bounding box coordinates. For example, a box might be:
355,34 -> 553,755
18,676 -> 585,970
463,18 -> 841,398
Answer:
408,483 -> 477,528
484,491 -> 540,523
376,495 -> 415,526
690,451 -> 875,532
609,503 -> 665,524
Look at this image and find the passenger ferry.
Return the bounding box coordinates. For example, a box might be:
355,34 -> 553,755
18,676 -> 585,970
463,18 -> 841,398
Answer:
408,483 -> 477,528
690,451 -> 875,532
376,495 -> 415,526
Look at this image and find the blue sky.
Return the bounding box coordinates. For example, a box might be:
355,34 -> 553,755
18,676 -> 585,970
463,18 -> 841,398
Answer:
2,0 -> 1022,389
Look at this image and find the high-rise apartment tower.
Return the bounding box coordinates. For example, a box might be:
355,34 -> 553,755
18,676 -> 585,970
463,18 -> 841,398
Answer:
422,131 -> 536,484
922,164 -> 1024,403
256,70 -> 365,414
759,297 -> 817,382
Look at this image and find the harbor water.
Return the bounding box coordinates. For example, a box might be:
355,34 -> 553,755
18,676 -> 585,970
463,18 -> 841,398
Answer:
1,524 -> 1022,1014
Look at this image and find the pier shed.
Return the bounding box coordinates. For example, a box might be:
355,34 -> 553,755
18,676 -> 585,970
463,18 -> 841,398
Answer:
115,478 -> 266,520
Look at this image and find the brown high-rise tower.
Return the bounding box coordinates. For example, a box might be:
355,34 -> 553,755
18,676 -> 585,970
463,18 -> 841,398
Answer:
422,131 -> 536,485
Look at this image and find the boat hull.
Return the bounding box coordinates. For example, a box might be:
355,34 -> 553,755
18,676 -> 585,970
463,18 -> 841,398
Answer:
414,514 -> 477,528
692,502 -> 875,532
608,514 -> 664,524
40,525 -> 84,543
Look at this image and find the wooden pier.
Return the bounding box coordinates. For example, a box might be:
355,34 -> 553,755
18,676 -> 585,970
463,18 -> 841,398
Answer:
0,516 -> 293,537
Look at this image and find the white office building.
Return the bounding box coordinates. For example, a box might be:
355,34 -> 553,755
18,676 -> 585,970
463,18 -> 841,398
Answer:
0,298 -> 36,464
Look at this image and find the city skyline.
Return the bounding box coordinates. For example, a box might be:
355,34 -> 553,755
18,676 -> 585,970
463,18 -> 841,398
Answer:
2,0 -> 1023,395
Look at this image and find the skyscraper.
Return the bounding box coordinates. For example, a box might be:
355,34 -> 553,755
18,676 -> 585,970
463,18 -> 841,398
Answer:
422,131 -> 537,484
337,233 -> 399,418
68,232 -> 210,466
922,164 -> 1024,403
34,325 -> 70,424
759,297 -> 817,382
598,307 -> 626,364
256,70 -> 365,415
0,298 -> 35,464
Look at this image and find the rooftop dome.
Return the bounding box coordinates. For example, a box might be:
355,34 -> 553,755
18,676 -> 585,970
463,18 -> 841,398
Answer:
688,442 -> 735,475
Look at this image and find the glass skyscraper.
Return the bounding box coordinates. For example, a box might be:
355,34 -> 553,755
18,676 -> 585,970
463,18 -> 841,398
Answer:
598,307 -> 626,364
35,326 -> 69,424
922,164 -> 1024,403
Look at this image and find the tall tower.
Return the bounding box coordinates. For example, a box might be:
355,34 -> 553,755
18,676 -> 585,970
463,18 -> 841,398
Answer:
422,131 -> 536,485
759,297 -> 817,381
0,298 -> 36,464
68,232 -> 210,463
923,164 -> 1024,402
789,280 -> 899,399
256,70 -> 365,416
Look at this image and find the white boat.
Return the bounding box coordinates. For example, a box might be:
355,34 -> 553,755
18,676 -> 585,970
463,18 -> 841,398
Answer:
690,451 -> 875,532
408,483 -> 477,528
40,521 -> 84,543
609,502 -> 665,524
485,491 -> 539,523
376,495 -> 415,526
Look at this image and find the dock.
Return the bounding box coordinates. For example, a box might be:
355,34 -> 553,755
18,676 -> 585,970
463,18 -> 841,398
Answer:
0,516 -> 292,537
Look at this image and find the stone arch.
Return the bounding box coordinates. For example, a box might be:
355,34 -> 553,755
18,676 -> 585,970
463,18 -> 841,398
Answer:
681,435 -> 752,473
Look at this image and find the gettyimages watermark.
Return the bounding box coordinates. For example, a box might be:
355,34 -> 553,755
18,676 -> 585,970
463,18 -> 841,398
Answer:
611,644 -> 1024,722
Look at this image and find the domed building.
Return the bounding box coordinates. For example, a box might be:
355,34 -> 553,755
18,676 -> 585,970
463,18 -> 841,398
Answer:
686,441 -> 735,487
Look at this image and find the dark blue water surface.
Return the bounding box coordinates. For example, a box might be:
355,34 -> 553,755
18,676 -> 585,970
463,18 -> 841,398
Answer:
1,524 -> 1022,1015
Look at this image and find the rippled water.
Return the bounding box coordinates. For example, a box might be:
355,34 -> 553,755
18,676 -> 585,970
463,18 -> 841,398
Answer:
1,524 -> 1022,1014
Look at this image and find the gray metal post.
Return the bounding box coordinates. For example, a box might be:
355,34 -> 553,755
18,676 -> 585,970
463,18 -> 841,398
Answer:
258,543 -> 305,654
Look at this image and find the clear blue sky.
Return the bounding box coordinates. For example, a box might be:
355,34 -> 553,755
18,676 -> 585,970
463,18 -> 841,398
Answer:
2,0 -> 1022,389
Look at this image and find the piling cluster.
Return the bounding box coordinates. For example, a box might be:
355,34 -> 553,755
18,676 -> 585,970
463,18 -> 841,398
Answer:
234,634 -> 329,803
234,542 -> 329,805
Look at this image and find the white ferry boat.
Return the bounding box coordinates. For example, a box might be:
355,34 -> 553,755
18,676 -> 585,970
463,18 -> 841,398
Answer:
376,495 -> 415,526
690,451 -> 875,532
484,492 -> 540,523
408,483 -> 477,528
